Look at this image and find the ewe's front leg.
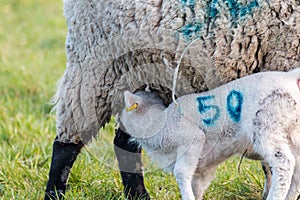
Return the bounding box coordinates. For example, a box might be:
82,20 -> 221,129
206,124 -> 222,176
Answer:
45,137 -> 84,200
114,128 -> 150,200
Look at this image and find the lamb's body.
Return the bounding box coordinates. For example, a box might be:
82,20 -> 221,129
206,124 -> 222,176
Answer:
121,68 -> 300,200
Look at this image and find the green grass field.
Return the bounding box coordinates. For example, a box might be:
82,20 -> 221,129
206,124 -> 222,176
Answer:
0,0 -> 265,199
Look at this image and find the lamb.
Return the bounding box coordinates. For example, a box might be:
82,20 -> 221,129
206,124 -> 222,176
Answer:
45,0 -> 300,199
120,68 -> 300,200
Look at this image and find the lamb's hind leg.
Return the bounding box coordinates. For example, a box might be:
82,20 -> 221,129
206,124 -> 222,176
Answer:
285,154 -> 300,200
263,146 -> 295,200
114,128 -> 149,200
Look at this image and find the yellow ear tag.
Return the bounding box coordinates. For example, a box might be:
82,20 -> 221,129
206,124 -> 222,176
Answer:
126,103 -> 138,112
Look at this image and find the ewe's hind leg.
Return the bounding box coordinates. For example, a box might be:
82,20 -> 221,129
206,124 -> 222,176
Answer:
114,128 -> 149,200
261,161 -> 272,200
192,165 -> 218,200
263,146 -> 295,200
45,136 -> 84,200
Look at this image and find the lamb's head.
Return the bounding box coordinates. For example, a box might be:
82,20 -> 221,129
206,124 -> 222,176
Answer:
120,91 -> 167,139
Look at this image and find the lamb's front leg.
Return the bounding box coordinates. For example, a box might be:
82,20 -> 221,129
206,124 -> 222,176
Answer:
173,129 -> 206,200
174,146 -> 199,200
192,165 -> 218,200
263,147 -> 295,200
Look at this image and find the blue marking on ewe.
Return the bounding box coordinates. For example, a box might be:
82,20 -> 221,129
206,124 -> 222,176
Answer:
208,0 -> 219,18
181,0 -> 195,6
208,0 -> 259,21
181,0 -> 201,38
228,0 -> 259,20
181,23 -> 203,38
180,0 -> 260,39
181,0 -> 195,11
226,90 -> 243,123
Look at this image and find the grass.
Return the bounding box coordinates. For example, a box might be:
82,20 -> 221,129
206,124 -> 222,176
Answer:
0,0 -> 264,199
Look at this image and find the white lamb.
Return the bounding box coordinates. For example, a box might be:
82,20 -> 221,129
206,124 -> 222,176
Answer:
120,68 -> 300,200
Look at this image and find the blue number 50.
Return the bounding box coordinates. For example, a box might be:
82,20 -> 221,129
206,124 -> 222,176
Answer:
226,90 -> 243,123
197,95 -> 220,126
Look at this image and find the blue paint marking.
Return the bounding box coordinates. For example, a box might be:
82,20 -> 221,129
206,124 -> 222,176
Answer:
181,0 -> 195,6
209,0 -> 219,18
180,0 -> 200,38
227,0 -> 259,20
239,1 -> 259,17
197,95 -> 220,126
181,0 -> 196,14
180,0 -> 259,39
226,90 -> 243,123
209,0 -> 259,21
181,23 -> 202,38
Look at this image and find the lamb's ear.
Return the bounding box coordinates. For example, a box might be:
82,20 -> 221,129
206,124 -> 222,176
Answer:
124,91 -> 143,108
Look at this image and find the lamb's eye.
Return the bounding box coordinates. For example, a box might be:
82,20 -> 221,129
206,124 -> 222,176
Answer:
126,103 -> 138,112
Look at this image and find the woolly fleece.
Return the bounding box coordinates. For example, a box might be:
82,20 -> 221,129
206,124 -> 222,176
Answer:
55,0 -> 300,143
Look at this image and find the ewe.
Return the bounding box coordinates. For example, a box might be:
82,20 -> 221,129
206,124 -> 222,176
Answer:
45,0 -> 300,199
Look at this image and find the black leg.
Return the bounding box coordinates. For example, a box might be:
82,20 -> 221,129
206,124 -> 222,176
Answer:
45,136 -> 84,200
114,128 -> 150,200
261,161 -> 272,200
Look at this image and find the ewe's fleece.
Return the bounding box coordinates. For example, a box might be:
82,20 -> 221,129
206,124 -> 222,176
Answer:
55,0 -> 300,143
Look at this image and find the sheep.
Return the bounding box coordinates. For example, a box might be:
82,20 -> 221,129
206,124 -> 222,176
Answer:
120,68 -> 300,200
45,0 -> 300,199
